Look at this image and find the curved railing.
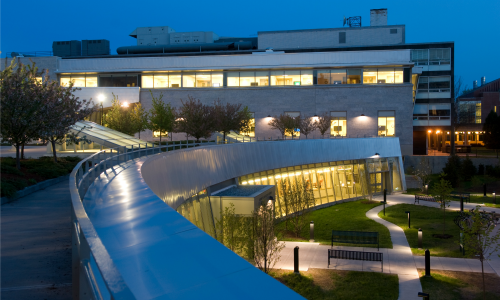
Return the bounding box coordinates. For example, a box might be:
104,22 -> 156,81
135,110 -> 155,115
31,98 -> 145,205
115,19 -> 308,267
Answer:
69,141 -> 213,299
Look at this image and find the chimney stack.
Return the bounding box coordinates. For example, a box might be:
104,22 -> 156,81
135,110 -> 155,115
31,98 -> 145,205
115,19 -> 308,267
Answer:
370,9 -> 388,26
481,76 -> 486,86
473,80 -> 478,89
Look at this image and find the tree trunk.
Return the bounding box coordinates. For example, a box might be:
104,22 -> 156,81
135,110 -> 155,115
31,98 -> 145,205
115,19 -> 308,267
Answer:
21,143 -> 25,160
443,203 -> 446,236
481,258 -> 485,300
15,143 -> 21,170
159,132 -> 162,143
223,131 -> 226,144
51,140 -> 58,163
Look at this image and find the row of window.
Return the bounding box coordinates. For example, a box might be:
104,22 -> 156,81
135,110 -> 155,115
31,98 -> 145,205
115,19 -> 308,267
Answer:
411,48 -> 451,66
417,76 -> 451,93
60,68 -> 410,88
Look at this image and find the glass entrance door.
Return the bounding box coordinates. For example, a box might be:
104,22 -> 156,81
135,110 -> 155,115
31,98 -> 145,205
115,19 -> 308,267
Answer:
370,172 -> 389,194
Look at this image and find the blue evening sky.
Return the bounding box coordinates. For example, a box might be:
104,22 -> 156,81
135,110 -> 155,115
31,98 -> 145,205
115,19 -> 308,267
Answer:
1,0 -> 499,91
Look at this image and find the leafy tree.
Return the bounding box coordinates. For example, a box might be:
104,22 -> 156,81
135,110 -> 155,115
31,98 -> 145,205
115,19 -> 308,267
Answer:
252,201 -> 285,274
147,91 -> 176,142
103,94 -> 148,136
430,173 -> 453,236
280,179 -> 315,237
1,59 -> 47,169
442,155 -> 462,188
461,155 -> 477,182
213,100 -> 252,142
38,75 -> 97,163
483,110 -> 500,149
177,96 -> 215,142
316,112 -> 332,138
457,206 -> 500,300
216,203 -> 243,253
268,114 -> 293,138
415,157 -> 432,192
299,116 -> 317,139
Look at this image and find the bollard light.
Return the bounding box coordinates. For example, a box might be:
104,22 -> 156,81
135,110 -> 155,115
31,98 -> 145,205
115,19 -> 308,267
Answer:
494,192 -> 496,204
405,211 -> 411,228
310,221 -> 314,242
294,246 -> 300,274
484,184 -> 487,197
425,184 -> 428,195
384,189 -> 387,204
425,249 -> 431,277
418,228 -> 423,250
380,201 -> 385,216
418,292 -> 430,300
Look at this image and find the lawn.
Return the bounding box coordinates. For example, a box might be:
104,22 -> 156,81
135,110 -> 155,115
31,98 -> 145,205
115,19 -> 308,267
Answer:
1,156 -> 82,197
419,269 -> 500,300
277,199 -> 393,249
378,204 -> 463,257
271,268 -> 399,300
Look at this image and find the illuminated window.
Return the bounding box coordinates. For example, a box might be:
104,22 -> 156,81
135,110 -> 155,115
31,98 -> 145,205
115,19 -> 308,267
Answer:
60,75 -> 95,87
71,76 -> 86,87
239,71 -> 254,87
142,75 -> 154,88
35,77 -> 43,84
270,71 -> 284,86
284,70 -> 300,85
154,75 -> 169,88
347,69 -> 361,84
182,73 -> 195,87
475,103 -> 481,123
378,111 -> 395,137
227,72 -> 239,87
169,74 -> 181,88
394,68 -> 404,83
284,112 -> 300,137
212,73 -> 223,87
377,68 -> 395,84
153,131 -> 168,139
362,68 -> 378,84
60,77 -> 71,86
317,70 -> 330,85
86,76 -> 98,87
300,70 -> 313,85
330,112 -> 347,136
331,69 -> 346,84
255,71 -> 269,86
195,72 -> 211,87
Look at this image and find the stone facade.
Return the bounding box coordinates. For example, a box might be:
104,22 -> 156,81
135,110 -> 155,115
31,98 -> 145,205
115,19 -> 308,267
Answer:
140,84 -> 414,155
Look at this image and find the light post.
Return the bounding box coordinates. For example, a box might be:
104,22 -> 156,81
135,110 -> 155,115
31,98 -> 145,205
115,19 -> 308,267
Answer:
493,192 -> 496,204
294,246 -> 299,274
418,228 -> 423,250
405,211 -> 411,228
98,94 -> 105,125
383,188 -> 387,204
424,249 -> 431,277
425,184 -> 428,195
309,221 -> 314,242
380,201 -> 385,216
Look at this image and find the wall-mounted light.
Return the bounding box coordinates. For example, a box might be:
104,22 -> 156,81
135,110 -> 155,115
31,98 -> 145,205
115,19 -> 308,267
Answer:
98,94 -> 105,102
121,102 -> 129,107
375,153 -> 380,156
314,114 -> 318,117
360,114 -> 365,116
428,130 -> 432,133
267,115 -> 272,118
436,130 -> 440,134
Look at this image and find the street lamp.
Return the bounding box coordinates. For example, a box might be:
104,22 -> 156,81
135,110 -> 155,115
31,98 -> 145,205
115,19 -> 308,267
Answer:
98,94 -> 105,125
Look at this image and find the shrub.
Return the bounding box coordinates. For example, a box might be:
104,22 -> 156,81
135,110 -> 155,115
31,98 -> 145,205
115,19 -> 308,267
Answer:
31,167 -> 67,179
442,155 -> 462,188
63,156 -> 82,163
485,165 -> 500,178
28,178 -> 37,185
0,157 -> 16,166
1,178 -> 28,190
1,164 -> 24,176
1,180 -> 18,198
478,164 -> 485,175
461,156 -> 476,181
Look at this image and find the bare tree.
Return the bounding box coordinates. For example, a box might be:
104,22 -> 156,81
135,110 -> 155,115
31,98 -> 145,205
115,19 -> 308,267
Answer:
177,95 -> 215,142
280,178 -> 315,237
316,112 -> 332,138
299,115 -> 317,139
252,201 -> 285,274
415,157 -> 432,192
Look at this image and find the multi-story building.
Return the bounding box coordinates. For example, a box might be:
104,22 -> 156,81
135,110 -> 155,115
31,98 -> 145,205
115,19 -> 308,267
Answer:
1,8 -> 455,156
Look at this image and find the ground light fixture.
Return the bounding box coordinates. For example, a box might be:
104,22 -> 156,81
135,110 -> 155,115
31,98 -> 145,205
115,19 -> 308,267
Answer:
494,192 -> 496,204
310,221 -> 314,242
405,211 -> 411,228
294,246 -> 300,274
418,228 -> 423,249
418,292 -> 430,300
425,184 -> 429,195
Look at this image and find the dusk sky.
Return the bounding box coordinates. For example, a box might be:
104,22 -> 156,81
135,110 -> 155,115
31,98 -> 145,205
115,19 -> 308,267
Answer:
1,0 -> 499,91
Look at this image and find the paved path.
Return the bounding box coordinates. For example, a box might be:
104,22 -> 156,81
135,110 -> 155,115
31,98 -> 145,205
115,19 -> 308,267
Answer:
276,193 -> 499,300
0,145 -> 95,159
1,180 -> 72,300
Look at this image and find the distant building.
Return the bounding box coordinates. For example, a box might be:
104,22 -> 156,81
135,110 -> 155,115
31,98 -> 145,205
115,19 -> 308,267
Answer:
1,8 -> 456,156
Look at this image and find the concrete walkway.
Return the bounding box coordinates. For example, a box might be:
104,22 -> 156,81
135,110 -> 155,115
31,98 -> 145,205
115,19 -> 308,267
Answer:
276,193 -> 499,300
1,180 -> 72,300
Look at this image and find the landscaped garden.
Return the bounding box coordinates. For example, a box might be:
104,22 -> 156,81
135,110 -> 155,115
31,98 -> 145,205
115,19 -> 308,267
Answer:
277,199 -> 393,249
271,268 -> 399,300
378,204 -> 464,257
419,269 -> 500,300
0,156 -> 81,198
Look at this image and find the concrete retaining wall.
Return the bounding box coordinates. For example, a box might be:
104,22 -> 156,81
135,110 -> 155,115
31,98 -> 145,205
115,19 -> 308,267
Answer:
404,155 -> 500,174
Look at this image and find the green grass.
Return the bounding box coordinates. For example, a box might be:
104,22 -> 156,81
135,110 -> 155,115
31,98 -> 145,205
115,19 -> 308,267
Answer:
277,199 -> 392,248
378,204 -> 463,257
452,195 -> 500,209
271,269 -> 399,300
419,269 -> 500,300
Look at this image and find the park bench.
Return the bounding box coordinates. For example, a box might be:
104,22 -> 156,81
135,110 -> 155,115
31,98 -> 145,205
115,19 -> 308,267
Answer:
414,195 -> 437,204
331,230 -> 379,251
450,192 -> 470,204
328,249 -> 383,272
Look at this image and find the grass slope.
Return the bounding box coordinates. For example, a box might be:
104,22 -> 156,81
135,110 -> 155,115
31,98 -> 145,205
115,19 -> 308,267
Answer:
271,269 -> 399,300
378,204 -> 463,257
278,200 -> 392,249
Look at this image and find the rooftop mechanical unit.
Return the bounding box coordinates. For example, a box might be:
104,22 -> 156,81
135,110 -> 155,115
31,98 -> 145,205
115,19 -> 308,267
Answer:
52,40 -> 81,57
82,40 -> 110,56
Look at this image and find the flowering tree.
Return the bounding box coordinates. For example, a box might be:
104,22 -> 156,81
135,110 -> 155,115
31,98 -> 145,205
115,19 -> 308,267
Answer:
1,59 -> 45,169
176,96 -> 215,142
104,93 -> 148,136
39,75 -> 97,163
147,91 -> 176,142
213,100 -> 252,142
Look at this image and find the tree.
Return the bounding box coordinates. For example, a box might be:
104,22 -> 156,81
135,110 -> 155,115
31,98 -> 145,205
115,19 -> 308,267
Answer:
177,96 -> 215,142
147,91 -> 176,143
483,110 -> 500,149
252,201 -> 285,274
316,112 -> 332,138
213,100 -> 252,142
103,93 -> 148,136
457,206 -> 500,300
1,59 -> 46,169
299,115 -> 317,139
443,155 -> 462,188
461,155 -> 477,182
430,173 -> 453,236
280,179 -> 315,237
268,114 -> 291,139
415,157 -> 432,192
216,203 -> 243,253
39,74 -> 97,163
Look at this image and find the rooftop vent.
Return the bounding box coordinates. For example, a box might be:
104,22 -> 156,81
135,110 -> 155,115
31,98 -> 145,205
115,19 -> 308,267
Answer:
370,8 -> 388,26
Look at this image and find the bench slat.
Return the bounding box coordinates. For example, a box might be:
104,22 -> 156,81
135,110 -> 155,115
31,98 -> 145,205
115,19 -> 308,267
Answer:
328,249 -> 383,272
